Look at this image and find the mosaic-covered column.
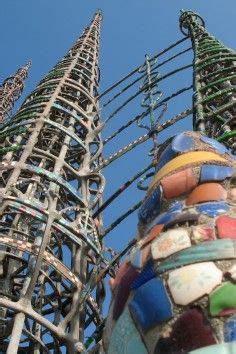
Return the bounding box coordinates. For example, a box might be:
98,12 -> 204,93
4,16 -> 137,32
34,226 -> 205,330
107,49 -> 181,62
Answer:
0,11 -> 104,353
104,11 -> 236,354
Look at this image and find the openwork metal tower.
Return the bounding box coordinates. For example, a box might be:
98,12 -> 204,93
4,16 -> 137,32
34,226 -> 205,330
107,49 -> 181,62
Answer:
0,11 -> 104,353
180,10 -> 236,151
0,62 -> 31,123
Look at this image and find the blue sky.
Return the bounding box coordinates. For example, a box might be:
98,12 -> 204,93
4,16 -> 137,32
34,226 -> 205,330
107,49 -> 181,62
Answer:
1,0 -> 236,340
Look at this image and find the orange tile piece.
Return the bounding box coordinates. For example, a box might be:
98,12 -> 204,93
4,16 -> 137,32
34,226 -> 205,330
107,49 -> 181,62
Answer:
161,168 -> 198,199
138,224 -> 164,266
142,224 -> 164,246
186,183 -> 227,206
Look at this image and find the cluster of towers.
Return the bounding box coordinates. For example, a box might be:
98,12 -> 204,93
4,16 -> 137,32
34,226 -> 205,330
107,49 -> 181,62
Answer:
0,8 -> 236,354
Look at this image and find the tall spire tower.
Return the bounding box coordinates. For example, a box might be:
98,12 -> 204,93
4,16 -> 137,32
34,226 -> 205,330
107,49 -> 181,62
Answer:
0,62 -> 31,122
180,10 -> 236,151
0,11 -> 104,353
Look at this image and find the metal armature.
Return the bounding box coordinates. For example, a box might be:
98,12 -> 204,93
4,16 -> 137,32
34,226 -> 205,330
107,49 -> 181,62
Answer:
0,11 -> 104,353
180,10 -> 236,151
0,62 -> 31,122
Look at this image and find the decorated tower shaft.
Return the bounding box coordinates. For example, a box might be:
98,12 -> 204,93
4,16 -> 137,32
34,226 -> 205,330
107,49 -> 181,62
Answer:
180,11 -> 236,150
104,11 -> 236,354
0,11 -> 104,353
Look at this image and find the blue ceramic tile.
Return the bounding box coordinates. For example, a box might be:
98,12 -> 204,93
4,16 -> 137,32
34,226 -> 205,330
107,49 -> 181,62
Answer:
168,201 -> 184,213
138,186 -> 162,223
129,278 -> 172,330
164,212 -> 199,229
172,132 -> 194,153
148,211 -> 179,230
131,260 -> 155,290
224,315 -> 236,342
196,202 -> 229,217
200,136 -> 228,154
200,165 -> 233,182
155,144 -> 176,172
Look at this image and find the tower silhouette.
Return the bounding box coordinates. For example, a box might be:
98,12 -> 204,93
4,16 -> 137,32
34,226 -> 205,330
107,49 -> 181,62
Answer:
0,11 -> 104,353
0,62 -> 31,123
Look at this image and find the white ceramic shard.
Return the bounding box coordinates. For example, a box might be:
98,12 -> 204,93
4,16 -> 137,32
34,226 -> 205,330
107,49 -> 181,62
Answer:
151,228 -> 191,260
227,264 -> 236,280
167,262 -> 222,305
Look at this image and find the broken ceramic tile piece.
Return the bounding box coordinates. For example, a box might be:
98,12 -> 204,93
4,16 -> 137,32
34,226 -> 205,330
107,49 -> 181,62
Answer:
191,224 -> 215,243
112,265 -> 139,320
131,260 -> 155,290
138,186 -> 162,223
109,262 -> 129,291
200,135 -> 228,154
224,315 -> 236,342
209,282 -> 236,317
186,183 -> 227,206
155,308 -> 216,353
157,239 -> 236,274
148,210 -> 180,229
226,264 -> 236,281
228,188 -> 236,202
172,132 -> 195,152
196,201 -> 229,217
189,343 -> 236,354
129,278 -> 172,330
161,168 -> 198,199
200,164 -> 233,182
151,228 -> 191,260
168,262 -> 222,305
108,307 -> 148,354
216,215 -> 236,239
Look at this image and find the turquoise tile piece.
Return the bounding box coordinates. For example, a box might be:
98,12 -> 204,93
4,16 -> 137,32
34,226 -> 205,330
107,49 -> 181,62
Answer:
129,278 -> 172,330
190,343 -> 236,354
200,165 -> 233,182
108,307 -> 148,354
156,239 -> 236,274
172,132 -> 194,152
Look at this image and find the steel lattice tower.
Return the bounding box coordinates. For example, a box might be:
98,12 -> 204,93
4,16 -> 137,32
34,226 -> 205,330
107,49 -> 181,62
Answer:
180,10 -> 236,151
0,62 -> 31,123
0,11 -> 104,353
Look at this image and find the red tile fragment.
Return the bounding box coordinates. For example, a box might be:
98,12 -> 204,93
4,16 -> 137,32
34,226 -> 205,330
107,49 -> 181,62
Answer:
216,215 -> 236,239
155,308 -> 216,353
161,168 -> 198,199
186,183 -> 227,206
109,262 -> 129,291
112,265 -> 139,321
